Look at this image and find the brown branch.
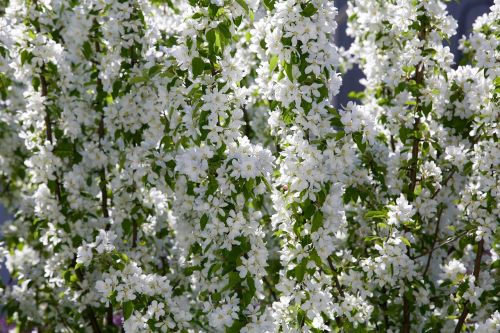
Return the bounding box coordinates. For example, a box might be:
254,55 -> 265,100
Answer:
327,257 -> 345,298
408,117 -> 421,202
327,257 -> 345,328
67,256 -> 104,333
53,301 -> 73,332
74,268 -> 104,333
263,276 -> 277,302
39,65 -> 63,203
454,239 -> 485,333
242,105 -> 251,138
93,38 -> 110,232
403,107 -> 421,333
33,0 -> 63,204
431,169 -> 455,199
402,24 -> 427,332
422,205 -> 444,277
431,127 -> 484,200
472,239 -> 484,280
34,4 -> 104,333
132,218 -> 138,248
98,114 -> 109,227
380,289 -> 390,330
390,135 -> 396,152
413,228 -> 473,260
40,69 -> 51,143
106,304 -> 114,327
92,30 -> 115,330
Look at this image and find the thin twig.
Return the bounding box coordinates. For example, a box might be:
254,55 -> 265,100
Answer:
422,206 -> 444,277
327,257 -> 345,328
454,239 -> 485,333
93,31 -> 110,233
407,116 -> 421,202
413,228 -> 474,260
403,24 -> 427,332
431,127 -> 484,200
327,257 -> 345,298
132,218 -> 138,248
242,105 -> 251,138
263,276 -> 277,302
74,268 -> 103,333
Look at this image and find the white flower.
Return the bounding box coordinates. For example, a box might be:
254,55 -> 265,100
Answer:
147,300 -> 165,321
96,278 -> 115,296
76,245 -> 93,266
94,230 -> 117,254
441,259 -> 466,282
123,311 -> 148,333
387,195 -> 415,226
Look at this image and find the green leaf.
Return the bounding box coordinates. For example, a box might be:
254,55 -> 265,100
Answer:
122,219 -> 132,235
348,91 -> 365,100
491,260 -> 500,269
309,249 -> 323,267
192,57 -> 205,77
402,65 -> 415,74
301,3 -> 318,17
63,270 -> 72,283
206,29 -> 216,51
208,263 -> 221,279
226,320 -> 245,333
148,65 -> 162,77
377,222 -> 389,229
225,271 -> 241,291
234,15 -> 243,27
20,50 -> 31,65
53,139 -> 74,158
123,301 -> 134,320
311,211 -> 323,233
269,55 -> 279,73
295,259 -> 307,282
129,76 -> 147,84
352,131 -> 366,152
235,0 -> 249,13
364,210 -> 387,219
82,41 -> 92,60
200,214 -> 209,230
217,22 -> 232,40
400,236 -> 411,247
284,62 -> 293,81
263,0 -> 275,10
241,276 -> 256,307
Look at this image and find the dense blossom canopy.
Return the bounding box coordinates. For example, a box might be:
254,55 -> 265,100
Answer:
0,0 -> 498,332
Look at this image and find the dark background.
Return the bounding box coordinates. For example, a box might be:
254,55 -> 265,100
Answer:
334,0 -> 494,107
0,0 -> 494,283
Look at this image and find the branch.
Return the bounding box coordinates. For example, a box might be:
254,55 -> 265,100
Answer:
422,205 -> 444,277
327,257 -> 345,328
106,304 -> 114,328
39,65 -> 63,203
431,127 -> 484,200
74,267 -> 104,333
413,228 -> 474,260
403,25 -> 427,333
93,36 -> 110,233
242,105 -> 251,138
263,276 -> 277,302
454,239 -> 485,333
132,218 -> 138,248
327,257 -> 345,298
407,116 -> 420,202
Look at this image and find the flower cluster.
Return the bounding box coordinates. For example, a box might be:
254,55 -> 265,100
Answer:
0,0 -> 498,332
340,0 -> 499,331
